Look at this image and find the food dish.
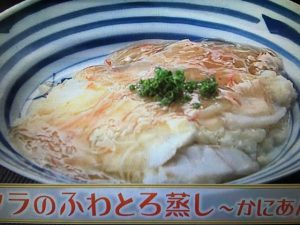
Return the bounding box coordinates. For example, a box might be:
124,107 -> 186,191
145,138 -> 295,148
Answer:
0,0 -> 299,183
9,40 -> 297,183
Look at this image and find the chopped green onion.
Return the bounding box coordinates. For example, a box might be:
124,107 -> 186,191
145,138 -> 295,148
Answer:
192,102 -> 201,109
198,77 -> 218,98
129,67 -> 218,107
129,84 -> 136,91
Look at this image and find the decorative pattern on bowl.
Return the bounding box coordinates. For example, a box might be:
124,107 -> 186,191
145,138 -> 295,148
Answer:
0,0 -> 299,183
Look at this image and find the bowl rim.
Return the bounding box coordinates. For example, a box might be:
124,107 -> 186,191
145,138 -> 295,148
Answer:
0,0 -> 299,184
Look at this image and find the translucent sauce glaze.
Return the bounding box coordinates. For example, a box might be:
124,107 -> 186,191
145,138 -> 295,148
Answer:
10,40 -> 296,183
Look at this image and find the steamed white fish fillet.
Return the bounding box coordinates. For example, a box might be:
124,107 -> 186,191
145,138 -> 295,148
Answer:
224,106 -> 286,129
144,145 -> 259,184
10,40 -> 296,183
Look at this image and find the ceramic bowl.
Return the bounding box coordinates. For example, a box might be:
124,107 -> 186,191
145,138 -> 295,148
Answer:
0,0 -> 299,183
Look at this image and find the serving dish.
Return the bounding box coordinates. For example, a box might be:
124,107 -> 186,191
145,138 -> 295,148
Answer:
0,0 -> 299,183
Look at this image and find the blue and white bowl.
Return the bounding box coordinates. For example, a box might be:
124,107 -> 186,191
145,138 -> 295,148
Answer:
0,0 -> 299,183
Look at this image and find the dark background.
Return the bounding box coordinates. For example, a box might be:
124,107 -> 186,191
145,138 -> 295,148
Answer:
0,0 -> 24,12
0,1 -> 299,183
